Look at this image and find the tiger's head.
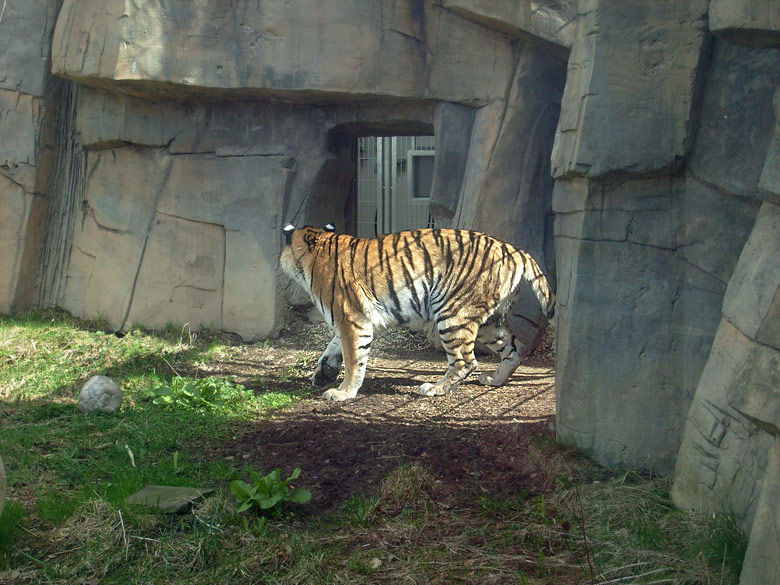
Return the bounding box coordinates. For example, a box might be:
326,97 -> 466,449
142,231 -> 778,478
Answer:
279,224 -> 336,288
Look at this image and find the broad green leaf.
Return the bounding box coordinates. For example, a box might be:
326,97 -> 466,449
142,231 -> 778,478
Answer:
230,480 -> 252,501
289,488 -> 311,504
259,493 -> 283,509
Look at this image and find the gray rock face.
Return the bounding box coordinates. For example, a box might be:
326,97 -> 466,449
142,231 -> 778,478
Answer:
0,1 -> 59,96
709,0 -> 780,48
553,174 -> 757,474
441,0 -> 577,59
551,9 -> 767,475
668,43 -> 780,582
551,0 -> 709,179
52,0 -> 516,106
739,437 -> 780,585
429,102 -> 474,220
689,43 -> 780,202
760,88 -> 780,206
0,0 -> 62,315
672,201 -> 780,551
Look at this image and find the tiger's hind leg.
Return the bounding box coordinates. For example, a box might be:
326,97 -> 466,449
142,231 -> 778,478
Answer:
312,334 -> 343,387
322,323 -> 374,401
475,323 -> 527,387
419,320 -> 479,396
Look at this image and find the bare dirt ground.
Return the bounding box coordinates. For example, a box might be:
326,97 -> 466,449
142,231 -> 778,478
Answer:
207,310 -> 562,513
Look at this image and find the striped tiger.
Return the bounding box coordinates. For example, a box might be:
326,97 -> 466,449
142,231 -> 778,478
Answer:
280,223 -> 555,401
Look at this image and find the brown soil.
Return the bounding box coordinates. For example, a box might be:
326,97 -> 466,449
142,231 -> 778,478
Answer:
208,310 -> 562,513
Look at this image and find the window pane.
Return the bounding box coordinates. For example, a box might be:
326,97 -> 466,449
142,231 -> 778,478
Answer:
412,154 -> 434,199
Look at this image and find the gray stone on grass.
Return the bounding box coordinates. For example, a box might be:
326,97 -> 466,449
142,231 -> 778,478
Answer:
125,486 -> 215,514
77,375 -> 123,414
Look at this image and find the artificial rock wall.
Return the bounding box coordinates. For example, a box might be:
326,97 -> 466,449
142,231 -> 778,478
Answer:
550,3 -> 780,584
1,3 -> 779,583
2,0 -> 566,349
0,0 -> 63,316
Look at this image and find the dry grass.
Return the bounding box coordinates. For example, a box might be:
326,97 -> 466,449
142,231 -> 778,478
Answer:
0,311 -> 744,585
0,467 -> 744,585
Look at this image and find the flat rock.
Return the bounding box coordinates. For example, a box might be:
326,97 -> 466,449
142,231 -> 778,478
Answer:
710,0 -> 780,48
125,486 -> 214,514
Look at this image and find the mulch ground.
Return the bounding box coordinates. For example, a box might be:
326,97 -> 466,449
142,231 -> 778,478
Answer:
206,311 -> 561,513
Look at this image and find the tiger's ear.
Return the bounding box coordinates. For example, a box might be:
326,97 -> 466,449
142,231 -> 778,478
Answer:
323,223 -> 336,232
283,224 -> 296,245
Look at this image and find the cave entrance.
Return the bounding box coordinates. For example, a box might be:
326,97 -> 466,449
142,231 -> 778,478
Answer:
347,135 -> 442,238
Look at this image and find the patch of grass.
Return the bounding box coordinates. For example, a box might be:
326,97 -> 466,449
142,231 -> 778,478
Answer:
341,494 -> 379,528
702,512 -> 748,579
0,310 -> 748,585
0,501 -> 26,559
574,472 -> 747,584
0,309 -> 311,579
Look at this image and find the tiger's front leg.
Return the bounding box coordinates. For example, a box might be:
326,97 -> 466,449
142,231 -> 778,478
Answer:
322,324 -> 374,401
312,334 -> 343,387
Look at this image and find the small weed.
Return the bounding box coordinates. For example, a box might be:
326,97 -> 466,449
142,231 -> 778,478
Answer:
341,494 -> 378,528
144,376 -> 248,411
231,468 -> 312,515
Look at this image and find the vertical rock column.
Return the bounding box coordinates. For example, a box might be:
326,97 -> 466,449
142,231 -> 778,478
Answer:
671,201 -> 780,520
0,1 -> 62,313
670,21 -> 780,585
551,0 -> 713,474
671,168 -> 780,585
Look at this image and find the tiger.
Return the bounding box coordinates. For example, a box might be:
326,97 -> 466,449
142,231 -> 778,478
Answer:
279,223 -> 555,401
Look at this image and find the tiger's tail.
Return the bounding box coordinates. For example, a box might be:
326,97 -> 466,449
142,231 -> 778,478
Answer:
520,252 -> 556,320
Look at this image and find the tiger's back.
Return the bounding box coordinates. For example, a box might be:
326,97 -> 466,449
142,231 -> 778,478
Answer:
280,225 -> 554,401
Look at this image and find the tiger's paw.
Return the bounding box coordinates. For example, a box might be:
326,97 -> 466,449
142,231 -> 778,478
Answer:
323,388 -> 355,402
418,382 -> 446,397
312,361 -> 340,387
478,373 -> 502,387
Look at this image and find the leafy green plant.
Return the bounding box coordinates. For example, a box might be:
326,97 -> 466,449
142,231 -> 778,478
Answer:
145,376 -> 238,410
231,467 -> 311,514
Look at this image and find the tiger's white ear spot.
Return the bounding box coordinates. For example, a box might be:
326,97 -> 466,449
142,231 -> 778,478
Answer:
283,223 -> 296,245
324,223 -> 335,232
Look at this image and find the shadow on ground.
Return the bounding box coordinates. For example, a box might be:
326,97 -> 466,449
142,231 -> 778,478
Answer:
210,350 -> 564,513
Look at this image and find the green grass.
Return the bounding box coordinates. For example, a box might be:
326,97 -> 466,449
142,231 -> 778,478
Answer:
0,310 -> 746,585
0,310 -> 305,575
